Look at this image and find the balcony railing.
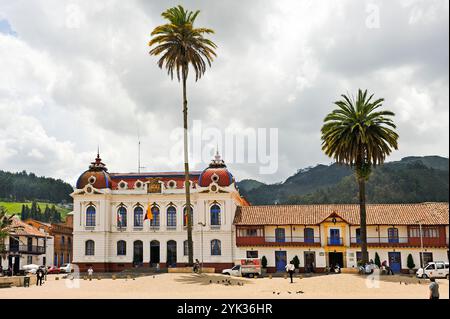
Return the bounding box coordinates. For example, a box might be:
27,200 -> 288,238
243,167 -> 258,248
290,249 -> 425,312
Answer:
4,244 -> 46,254
166,225 -> 177,230
327,237 -> 344,246
350,237 -> 409,245
236,236 -> 321,246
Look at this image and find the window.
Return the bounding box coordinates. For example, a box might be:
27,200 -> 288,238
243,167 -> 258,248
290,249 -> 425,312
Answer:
237,228 -> 263,237
60,253 -> 64,265
304,228 -> 315,243
134,207 -> 144,227
409,227 -> 439,238
420,252 -> 433,267
246,251 -> 258,258
117,207 -> 127,228
54,253 -> 58,266
211,239 -> 221,256
85,240 -> 95,256
275,228 -> 285,243
387,227 -> 399,243
210,204 -> 221,226
117,240 -> 126,256
86,206 -> 96,227
183,206 -> 193,227
61,236 -> 65,245
167,206 -> 177,228
68,237 -> 71,246
183,240 -> 188,256
355,228 -> 361,243
150,206 -> 160,227
27,256 -> 32,264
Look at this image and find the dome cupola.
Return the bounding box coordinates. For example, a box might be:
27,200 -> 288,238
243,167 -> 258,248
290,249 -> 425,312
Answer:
76,151 -> 112,189
198,151 -> 234,187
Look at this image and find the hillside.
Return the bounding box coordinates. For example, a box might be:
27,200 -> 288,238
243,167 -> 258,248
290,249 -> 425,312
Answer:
237,156 -> 449,205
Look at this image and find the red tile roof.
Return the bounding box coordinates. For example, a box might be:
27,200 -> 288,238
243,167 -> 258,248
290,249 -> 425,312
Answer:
8,217 -> 47,237
233,202 -> 449,226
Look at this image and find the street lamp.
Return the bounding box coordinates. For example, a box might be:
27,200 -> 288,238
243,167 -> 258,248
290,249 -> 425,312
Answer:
198,222 -> 206,273
416,219 -> 425,268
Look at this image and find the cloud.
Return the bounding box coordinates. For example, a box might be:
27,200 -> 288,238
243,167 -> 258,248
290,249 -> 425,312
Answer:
0,0 -> 448,185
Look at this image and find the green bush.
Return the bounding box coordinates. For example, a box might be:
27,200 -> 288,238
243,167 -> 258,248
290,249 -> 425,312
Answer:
407,254 -> 415,269
374,252 -> 381,267
261,256 -> 268,268
292,255 -> 300,269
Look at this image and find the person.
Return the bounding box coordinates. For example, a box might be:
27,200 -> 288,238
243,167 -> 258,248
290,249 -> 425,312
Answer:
87,266 -> 94,280
193,259 -> 200,273
285,261 -> 295,283
334,263 -> 341,273
0,265 -> 3,277
382,260 -> 394,275
36,268 -> 44,286
311,261 -> 315,273
429,278 -> 439,300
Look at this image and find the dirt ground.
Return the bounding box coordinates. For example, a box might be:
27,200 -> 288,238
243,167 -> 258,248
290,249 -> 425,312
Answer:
0,273 -> 448,299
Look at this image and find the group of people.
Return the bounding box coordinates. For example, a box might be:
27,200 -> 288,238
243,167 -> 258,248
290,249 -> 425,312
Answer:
358,259 -> 394,275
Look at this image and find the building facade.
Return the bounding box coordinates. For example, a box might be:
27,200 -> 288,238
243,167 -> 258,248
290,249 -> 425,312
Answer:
1,217 -> 54,273
72,153 -> 449,273
233,203 -> 449,273
25,217 -> 73,267
71,152 -> 248,272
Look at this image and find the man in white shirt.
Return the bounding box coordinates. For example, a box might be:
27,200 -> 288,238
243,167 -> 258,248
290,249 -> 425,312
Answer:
285,261 -> 295,283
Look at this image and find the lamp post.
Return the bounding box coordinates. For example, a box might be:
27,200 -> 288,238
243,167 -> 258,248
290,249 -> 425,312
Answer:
198,222 -> 206,273
416,219 -> 425,268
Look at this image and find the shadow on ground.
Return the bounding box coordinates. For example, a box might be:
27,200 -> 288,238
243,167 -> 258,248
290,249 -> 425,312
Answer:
173,273 -> 253,286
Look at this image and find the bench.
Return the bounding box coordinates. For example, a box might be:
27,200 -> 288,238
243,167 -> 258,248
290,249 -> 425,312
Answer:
0,282 -> 13,289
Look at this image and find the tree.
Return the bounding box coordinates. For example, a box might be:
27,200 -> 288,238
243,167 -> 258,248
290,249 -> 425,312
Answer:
149,5 -> 217,265
261,256 -> 268,269
407,254 -> 415,270
292,255 -> 300,269
374,252 -> 381,267
0,206 -> 15,259
321,89 -> 398,264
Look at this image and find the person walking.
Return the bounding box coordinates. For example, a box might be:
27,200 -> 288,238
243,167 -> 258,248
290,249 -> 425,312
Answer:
193,259 -> 200,273
429,278 -> 439,300
87,266 -> 94,280
285,261 -> 295,283
36,268 -> 44,286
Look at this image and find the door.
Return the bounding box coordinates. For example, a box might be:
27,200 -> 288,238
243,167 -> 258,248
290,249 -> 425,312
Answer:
231,265 -> 241,276
275,251 -> 287,272
150,240 -> 160,267
8,255 -> 20,274
388,252 -> 401,273
167,240 -> 177,267
388,228 -> 399,244
275,228 -> 285,243
304,251 -> 316,272
133,240 -> 143,266
304,228 -> 314,244
330,229 -> 340,245
355,228 -> 361,244
328,252 -> 344,268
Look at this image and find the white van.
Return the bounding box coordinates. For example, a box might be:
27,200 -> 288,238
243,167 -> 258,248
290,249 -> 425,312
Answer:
222,259 -> 262,278
416,261 -> 449,279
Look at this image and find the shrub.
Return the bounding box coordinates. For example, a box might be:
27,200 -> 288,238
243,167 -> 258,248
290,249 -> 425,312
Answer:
292,255 -> 300,269
261,256 -> 268,268
374,252 -> 381,267
407,254 -> 415,269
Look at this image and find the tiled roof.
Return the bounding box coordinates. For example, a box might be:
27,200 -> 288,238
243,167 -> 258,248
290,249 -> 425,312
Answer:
8,217 -> 47,237
233,202 -> 449,226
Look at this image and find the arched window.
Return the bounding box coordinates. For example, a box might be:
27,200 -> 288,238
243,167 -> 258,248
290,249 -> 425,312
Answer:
134,206 -> 144,227
183,240 -> 189,256
210,204 -> 221,226
211,239 -> 221,256
86,206 -> 96,227
388,227 -> 399,243
183,206 -> 193,227
304,228 -> 314,243
150,206 -> 160,227
117,240 -> 126,256
61,236 -> 65,245
117,206 -> 127,228
85,240 -> 95,256
167,206 -> 177,228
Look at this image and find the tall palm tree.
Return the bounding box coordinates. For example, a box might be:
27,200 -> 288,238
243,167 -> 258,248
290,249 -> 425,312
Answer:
321,89 -> 398,264
149,5 -> 217,265
0,207 -> 15,259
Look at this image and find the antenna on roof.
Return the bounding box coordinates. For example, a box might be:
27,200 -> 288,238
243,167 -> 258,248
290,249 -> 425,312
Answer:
137,128 -> 146,173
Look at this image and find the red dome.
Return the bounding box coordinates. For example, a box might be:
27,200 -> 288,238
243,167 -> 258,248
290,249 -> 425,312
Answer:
76,153 -> 112,189
198,152 -> 234,187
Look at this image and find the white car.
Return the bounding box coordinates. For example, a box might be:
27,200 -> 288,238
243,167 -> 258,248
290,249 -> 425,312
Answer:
22,264 -> 40,274
416,261 -> 449,279
59,263 -> 73,273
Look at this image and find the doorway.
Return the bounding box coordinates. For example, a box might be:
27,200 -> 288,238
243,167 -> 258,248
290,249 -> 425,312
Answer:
388,252 -> 402,273
133,240 -> 143,266
150,240 -> 160,266
304,251 -> 316,272
328,252 -> 344,268
275,251 -> 287,272
167,240 -> 177,267
8,255 -> 20,274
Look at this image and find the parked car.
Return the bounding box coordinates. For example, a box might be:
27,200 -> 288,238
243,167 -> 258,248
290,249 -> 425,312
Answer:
22,264 -> 40,274
416,261 -> 449,279
59,263 -> 73,273
222,259 -> 262,278
47,266 -> 61,274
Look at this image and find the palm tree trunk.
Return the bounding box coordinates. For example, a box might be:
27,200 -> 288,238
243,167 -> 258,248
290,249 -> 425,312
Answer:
182,69 -> 194,266
358,177 -> 369,264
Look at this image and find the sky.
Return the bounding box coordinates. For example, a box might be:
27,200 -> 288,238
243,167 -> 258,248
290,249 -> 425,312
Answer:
0,0 -> 448,186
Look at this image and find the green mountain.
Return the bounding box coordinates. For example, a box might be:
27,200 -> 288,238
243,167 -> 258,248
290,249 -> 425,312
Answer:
237,156 -> 449,205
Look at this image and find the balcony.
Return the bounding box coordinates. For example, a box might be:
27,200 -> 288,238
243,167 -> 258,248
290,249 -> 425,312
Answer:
327,237 -> 344,246
236,236 -> 321,247
350,237 -> 448,248
166,225 -> 177,231
3,244 -> 46,255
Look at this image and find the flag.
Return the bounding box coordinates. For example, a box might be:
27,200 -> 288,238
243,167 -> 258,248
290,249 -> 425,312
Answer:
144,204 -> 153,221
117,212 -> 123,228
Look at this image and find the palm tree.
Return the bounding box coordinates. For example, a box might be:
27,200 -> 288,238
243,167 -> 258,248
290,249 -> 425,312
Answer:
321,89 -> 398,264
149,6 -> 217,265
0,206 -> 15,259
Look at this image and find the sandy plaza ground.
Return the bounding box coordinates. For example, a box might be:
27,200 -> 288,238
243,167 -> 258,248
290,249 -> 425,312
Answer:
0,273 -> 448,299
